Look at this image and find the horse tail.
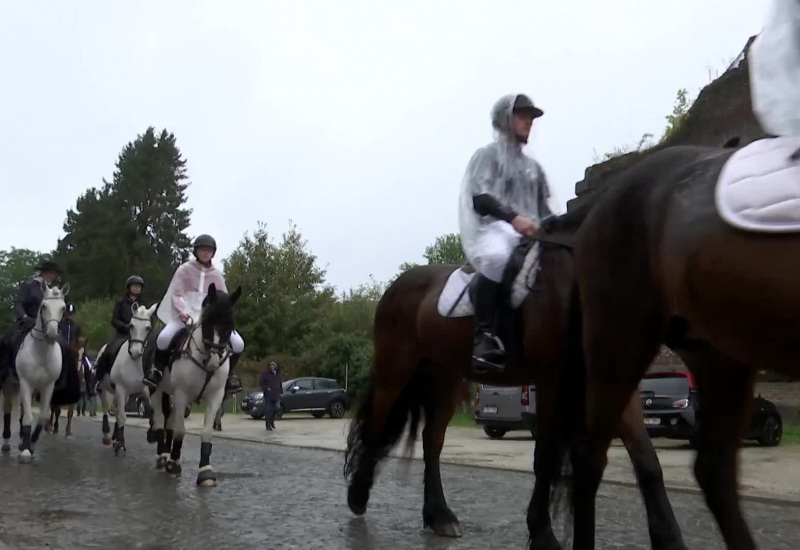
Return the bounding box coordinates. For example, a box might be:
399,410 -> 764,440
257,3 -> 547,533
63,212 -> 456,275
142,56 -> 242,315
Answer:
344,268 -> 437,482
549,283 -> 587,524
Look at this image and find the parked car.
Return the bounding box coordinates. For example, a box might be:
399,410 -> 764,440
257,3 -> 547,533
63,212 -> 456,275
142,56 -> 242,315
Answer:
109,393 -> 189,419
640,371 -> 783,447
240,377 -> 350,419
473,384 -> 537,439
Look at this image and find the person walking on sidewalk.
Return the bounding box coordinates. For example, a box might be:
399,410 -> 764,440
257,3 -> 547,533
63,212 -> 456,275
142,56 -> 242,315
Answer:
260,361 -> 282,431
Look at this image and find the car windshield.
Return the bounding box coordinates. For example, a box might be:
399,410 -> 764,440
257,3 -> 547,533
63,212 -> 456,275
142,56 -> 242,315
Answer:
639,376 -> 690,396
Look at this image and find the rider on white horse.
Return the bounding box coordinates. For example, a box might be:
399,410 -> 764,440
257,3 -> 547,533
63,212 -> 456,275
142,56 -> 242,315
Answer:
458,94 -> 552,374
143,234 -> 244,394
94,275 -> 146,384
0,260 -> 60,381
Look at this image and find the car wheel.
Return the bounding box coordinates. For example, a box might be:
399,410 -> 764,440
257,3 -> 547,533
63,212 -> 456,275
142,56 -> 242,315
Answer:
483,426 -> 507,439
137,399 -> 148,418
328,400 -> 346,419
758,415 -> 782,447
250,412 -> 264,420
312,411 -> 325,419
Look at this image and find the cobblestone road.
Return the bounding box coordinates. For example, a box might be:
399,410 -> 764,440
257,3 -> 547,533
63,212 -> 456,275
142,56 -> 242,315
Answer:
0,419 -> 796,549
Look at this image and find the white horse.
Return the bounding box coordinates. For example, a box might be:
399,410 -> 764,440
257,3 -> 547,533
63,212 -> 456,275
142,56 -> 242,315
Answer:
96,302 -> 158,456
3,285 -> 69,462
150,284 -> 241,487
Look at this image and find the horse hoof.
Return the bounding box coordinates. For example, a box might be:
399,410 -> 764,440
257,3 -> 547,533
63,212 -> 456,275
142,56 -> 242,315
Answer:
156,456 -> 168,470
18,449 -> 32,463
166,461 -> 182,478
347,485 -> 369,516
102,437 -> 111,446
65,430 -> 72,438
114,444 -> 126,457
196,469 -> 217,487
431,522 -> 464,538
1,442 -> 10,453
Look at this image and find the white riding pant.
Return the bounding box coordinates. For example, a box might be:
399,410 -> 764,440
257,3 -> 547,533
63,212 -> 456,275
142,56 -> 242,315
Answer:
157,320 -> 244,354
468,221 -> 522,283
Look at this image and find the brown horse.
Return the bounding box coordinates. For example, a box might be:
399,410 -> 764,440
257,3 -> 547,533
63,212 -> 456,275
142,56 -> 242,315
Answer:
556,142 -> 800,549
344,229 -> 687,549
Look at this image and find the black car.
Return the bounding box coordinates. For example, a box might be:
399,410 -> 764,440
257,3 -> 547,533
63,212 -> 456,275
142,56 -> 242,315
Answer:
107,393 -> 152,418
640,371 -> 782,447
240,377 -> 350,419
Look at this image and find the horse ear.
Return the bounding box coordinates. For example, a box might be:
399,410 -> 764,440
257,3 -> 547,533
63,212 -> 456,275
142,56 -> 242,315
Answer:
147,302 -> 159,317
230,286 -> 242,306
61,283 -> 70,297
208,283 -> 217,299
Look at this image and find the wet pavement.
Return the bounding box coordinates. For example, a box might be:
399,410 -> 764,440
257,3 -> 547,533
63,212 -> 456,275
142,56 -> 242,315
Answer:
0,419 -> 797,549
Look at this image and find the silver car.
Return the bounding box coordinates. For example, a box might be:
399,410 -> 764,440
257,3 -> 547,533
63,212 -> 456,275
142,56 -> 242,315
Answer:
473,384 -> 537,439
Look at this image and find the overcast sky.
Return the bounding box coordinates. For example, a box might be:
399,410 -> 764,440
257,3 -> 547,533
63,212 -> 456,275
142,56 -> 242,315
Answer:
0,1 -> 768,292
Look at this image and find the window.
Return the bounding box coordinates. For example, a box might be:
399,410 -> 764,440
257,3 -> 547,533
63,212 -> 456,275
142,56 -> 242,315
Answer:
639,376 -> 690,395
315,379 -> 339,390
294,379 -> 314,391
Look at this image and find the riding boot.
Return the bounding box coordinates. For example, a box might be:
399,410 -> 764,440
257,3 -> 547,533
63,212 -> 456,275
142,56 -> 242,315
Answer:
225,353 -> 243,394
143,348 -> 170,391
471,274 -> 506,373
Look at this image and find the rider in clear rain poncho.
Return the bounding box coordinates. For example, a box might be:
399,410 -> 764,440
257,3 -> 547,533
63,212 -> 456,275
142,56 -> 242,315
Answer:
749,0 -> 800,138
142,234 -> 244,394
458,94 -> 552,374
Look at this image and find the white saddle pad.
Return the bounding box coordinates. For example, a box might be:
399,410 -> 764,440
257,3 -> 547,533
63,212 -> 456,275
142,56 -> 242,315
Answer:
716,136 -> 800,232
437,242 -> 540,318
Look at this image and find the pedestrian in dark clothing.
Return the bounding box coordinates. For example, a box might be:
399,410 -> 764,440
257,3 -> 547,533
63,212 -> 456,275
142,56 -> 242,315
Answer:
259,361 -> 282,431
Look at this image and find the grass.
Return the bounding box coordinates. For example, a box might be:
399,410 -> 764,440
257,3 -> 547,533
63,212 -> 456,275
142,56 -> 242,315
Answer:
449,410 -> 477,428
782,424 -> 800,445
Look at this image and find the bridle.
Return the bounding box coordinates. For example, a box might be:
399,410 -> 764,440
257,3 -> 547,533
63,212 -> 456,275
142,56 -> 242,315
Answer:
179,316 -> 233,373
30,296 -> 64,343
128,314 -> 153,357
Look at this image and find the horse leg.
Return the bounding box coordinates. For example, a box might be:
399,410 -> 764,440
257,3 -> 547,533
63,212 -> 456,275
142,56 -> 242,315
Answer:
2,383 -> 14,452
678,343 -> 757,550
17,379 -> 34,462
66,406 -> 73,437
150,388 -> 168,469
344,340 -> 419,516
527,376 -> 562,550
99,388 -> 112,445
618,393 -> 686,550
32,383 -> 54,450
113,387 -> 127,456
197,387 -> 225,487
166,391 -> 187,478
420,370 -> 462,537
571,321 -> 663,550
52,406 -> 60,434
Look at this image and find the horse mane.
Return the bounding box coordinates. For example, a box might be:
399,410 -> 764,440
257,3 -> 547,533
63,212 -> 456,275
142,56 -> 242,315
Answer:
200,291 -> 235,342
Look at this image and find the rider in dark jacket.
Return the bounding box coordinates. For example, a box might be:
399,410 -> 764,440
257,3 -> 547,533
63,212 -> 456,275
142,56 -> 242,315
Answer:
58,303 -> 81,345
94,275 -> 146,382
0,261 -> 60,379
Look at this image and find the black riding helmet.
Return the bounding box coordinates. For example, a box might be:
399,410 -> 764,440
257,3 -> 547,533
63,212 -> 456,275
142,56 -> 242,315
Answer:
193,234 -> 217,254
126,275 -> 145,289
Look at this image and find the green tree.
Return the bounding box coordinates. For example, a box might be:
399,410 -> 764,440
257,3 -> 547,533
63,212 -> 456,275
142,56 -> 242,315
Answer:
56,127 -> 192,302
0,248 -> 49,328
223,221 -> 334,361
423,233 -> 466,265
662,88 -> 691,143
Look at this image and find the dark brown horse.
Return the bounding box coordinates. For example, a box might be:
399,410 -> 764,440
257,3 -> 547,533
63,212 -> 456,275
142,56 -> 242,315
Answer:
344,229 -> 687,549
556,143 -> 800,549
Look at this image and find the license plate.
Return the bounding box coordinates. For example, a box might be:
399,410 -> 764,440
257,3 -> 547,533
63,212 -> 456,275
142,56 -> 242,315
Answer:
482,406 -> 498,414
644,417 -> 661,426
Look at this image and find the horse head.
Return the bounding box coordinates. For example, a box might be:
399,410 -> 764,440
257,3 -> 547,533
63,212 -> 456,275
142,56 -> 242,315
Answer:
39,284 -> 69,343
128,302 -> 158,360
197,284 -> 242,368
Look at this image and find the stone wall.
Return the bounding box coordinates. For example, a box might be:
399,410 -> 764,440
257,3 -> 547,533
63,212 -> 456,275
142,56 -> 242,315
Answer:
568,35 -> 764,212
